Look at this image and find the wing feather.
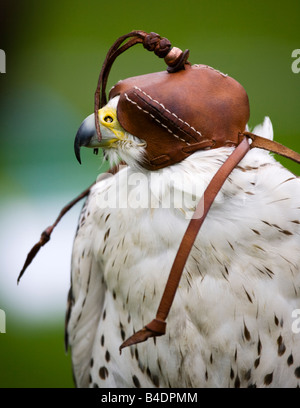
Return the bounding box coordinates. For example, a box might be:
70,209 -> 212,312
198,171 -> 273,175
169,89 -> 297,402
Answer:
65,185 -> 106,387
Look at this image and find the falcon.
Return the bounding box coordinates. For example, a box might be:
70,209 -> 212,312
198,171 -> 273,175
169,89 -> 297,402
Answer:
65,31 -> 300,388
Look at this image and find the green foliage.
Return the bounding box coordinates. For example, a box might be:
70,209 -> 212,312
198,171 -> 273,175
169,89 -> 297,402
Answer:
0,321 -> 73,388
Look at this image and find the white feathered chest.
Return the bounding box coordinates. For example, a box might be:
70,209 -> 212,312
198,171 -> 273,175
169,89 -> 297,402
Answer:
68,120 -> 300,388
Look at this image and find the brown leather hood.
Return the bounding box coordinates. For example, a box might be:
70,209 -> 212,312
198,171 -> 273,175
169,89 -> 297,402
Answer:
109,64 -> 250,170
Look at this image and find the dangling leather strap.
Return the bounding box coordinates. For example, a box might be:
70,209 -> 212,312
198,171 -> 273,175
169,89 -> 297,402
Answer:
119,136 -> 251,351
119,133 -> 300,352
94,31 -> 190,140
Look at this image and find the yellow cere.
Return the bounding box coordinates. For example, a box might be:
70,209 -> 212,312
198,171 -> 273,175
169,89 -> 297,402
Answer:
98,107 -> 126,142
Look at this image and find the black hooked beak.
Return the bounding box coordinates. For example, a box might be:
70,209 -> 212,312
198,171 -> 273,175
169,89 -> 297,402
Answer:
74,113 -> 98,164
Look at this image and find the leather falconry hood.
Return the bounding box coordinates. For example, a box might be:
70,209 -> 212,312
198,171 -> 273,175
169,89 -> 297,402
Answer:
109,65 -> 250,170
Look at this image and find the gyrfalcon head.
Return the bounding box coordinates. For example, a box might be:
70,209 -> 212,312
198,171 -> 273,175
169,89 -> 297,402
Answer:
74,95 -> 147,169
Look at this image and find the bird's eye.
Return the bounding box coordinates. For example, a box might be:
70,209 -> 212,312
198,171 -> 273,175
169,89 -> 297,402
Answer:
99,108 -> 116,126
104,115 -> 113,123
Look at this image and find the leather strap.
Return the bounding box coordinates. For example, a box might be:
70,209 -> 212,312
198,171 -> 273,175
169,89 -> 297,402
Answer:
119,136 -> 251,351
244,131 -> 300,163
17,163 -> 126,284
119,133 -> 300,352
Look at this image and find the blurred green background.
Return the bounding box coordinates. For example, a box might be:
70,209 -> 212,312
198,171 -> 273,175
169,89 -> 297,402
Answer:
0,0 -> 299,388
